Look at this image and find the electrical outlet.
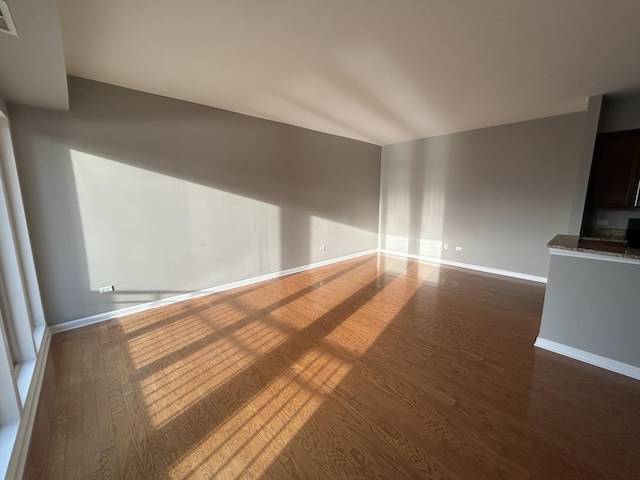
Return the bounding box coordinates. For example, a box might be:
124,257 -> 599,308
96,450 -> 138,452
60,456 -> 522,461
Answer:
99,285 -> 115,294
455,246 -> 462,251
320,245 -> 326,250
443,243 -> 448,250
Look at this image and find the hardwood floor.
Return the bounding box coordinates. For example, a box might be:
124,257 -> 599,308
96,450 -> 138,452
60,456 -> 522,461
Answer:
23,254 -> 640,479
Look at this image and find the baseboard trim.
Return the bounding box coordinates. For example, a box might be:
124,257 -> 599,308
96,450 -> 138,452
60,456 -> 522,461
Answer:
534,337 -> 640,381
380,249 -> 548,283
5,327 -> 52,480
50,249 -> 379,334
50,248 -> 547,335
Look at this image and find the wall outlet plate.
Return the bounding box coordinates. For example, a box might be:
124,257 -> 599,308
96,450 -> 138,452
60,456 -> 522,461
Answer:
99,285 -> 115,294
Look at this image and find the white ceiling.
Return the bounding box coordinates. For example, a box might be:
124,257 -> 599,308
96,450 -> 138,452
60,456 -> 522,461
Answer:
50,1 -> 640,144
0,0 -> 68,110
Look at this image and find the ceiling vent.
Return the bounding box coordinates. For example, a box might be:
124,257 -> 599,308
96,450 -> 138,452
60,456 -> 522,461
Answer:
0,1 -> 17,36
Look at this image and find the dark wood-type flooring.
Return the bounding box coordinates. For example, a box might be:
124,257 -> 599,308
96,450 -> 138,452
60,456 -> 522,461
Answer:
24,254 -> 640,479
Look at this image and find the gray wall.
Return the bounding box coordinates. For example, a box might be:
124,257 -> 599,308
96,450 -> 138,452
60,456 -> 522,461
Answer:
9,77 -> 381,325
539,253 -> 640,368
568,95 -> 602,234
599,93 -> 640,133
379,113 -> 587,278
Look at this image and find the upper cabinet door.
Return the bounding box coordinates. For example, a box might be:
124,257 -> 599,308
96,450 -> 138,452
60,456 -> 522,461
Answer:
587,130 -> 640,209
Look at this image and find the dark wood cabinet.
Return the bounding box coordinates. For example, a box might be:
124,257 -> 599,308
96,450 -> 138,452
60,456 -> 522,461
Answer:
587,129 -> 640,209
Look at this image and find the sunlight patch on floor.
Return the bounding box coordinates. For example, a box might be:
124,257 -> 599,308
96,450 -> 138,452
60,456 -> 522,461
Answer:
170,347 -> 353,479
324,290 -> 412,357
126,303 -> 247,369
138,316 -> 291,427
167,274 -> 409,478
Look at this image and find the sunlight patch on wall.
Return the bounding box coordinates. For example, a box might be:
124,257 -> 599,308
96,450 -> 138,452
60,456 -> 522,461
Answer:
416,188 -> 445,259
383,176 -> 446,258
309,215 -> 375,263
419,238 -> 443,258
381,138 -> 450,260
384,233 -> 410,252
382,179 -> 412,252
70,150 -> 282,300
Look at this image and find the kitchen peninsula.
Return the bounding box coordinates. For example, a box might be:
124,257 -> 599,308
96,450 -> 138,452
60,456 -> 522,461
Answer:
535,234 -> 640,380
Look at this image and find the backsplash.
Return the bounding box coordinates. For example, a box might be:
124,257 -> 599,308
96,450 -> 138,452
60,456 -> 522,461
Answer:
581,226 -> 627,241
583,208 -> 640,230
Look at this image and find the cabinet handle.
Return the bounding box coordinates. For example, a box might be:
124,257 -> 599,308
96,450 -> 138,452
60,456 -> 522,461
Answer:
635,178 -> 640,207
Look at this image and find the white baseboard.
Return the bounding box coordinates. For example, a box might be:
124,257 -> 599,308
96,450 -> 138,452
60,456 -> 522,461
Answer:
50,249 -> 379,334
380,249 -> 548,283
51,248 -> 548,334
534,337 -> 640,381
5,327 -> 52,480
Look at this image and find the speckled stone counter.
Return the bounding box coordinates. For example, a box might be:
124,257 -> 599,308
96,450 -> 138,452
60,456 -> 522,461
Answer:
547,234 -> 640,261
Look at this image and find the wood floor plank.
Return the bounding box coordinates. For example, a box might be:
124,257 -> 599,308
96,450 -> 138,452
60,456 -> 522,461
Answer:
62,341 -> 85,480
44,406 -> 68,479
23,253 -> 640,479
91,331 -> 116,453
86,446 -> 121,480
80,342 -> 101,477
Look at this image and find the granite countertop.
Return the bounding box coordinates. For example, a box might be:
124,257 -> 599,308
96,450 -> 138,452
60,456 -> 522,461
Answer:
547,234 -> 640,261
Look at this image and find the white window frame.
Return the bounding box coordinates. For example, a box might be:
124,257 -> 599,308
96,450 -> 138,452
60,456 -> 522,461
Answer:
0,109 -> 49,479
0,280 -> 20,367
